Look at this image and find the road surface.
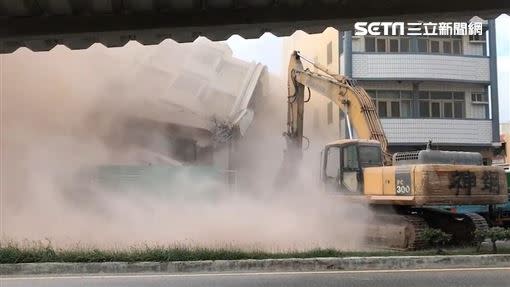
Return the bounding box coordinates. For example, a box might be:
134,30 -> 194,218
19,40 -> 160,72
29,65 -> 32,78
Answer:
2,267 -> 510,287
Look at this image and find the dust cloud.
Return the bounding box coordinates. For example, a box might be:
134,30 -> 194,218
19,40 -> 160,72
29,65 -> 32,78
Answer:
0,40 -> 371,251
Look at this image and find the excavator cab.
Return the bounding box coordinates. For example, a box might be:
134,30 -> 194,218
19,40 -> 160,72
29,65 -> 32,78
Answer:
321,139 -> 383,193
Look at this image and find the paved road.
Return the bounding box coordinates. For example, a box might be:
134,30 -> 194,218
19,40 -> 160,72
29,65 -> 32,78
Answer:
2,267 -> 510,287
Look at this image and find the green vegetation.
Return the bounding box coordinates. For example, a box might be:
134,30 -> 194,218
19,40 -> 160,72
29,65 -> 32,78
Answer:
486,227 -> 510,253
1,240 -> 510,264
473,227 -> 510,253
474,228 -> 487,252
421,228 -> 452,254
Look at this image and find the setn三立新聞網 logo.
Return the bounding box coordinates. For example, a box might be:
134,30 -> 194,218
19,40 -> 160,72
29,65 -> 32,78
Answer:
354,21 -> 483,36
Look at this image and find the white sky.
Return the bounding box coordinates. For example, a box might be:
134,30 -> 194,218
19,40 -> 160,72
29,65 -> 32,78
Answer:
496,14 -> 510,123
227,14 -> 510,123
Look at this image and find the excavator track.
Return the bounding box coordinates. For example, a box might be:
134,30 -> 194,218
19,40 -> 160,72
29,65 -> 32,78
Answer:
366,212 -> 429,250
365,210 -> 490,250
464,212 -> 489,243
402,215 -> 428,250
420,208 -> 490,246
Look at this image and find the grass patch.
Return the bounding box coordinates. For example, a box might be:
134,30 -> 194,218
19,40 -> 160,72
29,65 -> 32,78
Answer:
1,242 -> 510,264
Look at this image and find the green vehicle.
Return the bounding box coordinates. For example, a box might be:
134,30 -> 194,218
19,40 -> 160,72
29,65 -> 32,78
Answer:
63,164 -> 235,209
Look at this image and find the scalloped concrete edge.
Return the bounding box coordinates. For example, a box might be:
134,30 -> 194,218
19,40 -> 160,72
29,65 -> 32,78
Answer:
2,255 -> 510,276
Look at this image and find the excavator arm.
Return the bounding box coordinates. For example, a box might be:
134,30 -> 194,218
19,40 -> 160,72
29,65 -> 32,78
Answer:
285,51 -> 390,164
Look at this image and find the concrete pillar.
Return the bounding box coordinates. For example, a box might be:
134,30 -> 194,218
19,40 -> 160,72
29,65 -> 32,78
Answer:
344,31 -> 353,77
488,19 -> 500,143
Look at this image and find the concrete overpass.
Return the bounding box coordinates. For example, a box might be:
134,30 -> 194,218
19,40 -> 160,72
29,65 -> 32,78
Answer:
1,0 -> 509,53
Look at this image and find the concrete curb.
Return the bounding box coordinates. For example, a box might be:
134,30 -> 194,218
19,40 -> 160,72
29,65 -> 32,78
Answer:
2,255 -> 510,276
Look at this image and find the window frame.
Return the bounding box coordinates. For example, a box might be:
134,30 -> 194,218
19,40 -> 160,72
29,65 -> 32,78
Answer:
452,39 -> 462,55
365,37 -> 376,52
389,39 -> 399,52
430,40 -> 440,53
342,144 -> 360,171
325,146 -> 341,179
364,36 -> 463,55
376,38 -> 387,52
327,101 -> 333,124
368,90 -> 413,118
471,92 -> 489,104
418,91 -> 465,118
327,41 -> 333,65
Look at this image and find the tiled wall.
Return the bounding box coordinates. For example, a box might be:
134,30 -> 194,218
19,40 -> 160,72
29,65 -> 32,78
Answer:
380,118 -> 492,144
352,53 -> 490,82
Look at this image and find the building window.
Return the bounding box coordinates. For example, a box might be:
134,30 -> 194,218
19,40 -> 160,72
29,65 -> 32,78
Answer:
378,101 -> 388,117
376,38 -> 386,52
443,102 -> 453,118
327,102 -> 333,124
419,100 -> 430,118
471,92 -> 488,103
418,38 -> 428,52
443,41 -> 452,54
389,39 -> 399,52
471,92 -> 489,119
431,102 -> 441,117
391,101 -> 400,117
364,37 -> 411,53
430,40 -> 440,53
454,102 -> 464,118
469,33 -> 487,42
418,91 -> 465,118
364,36 -> 464,55
430,38 -> 459,54
327,41 -> 333,65
368,90 -> 412,118
400,91 -> 412,117
365,37 -> 376,52
453,40 -> 462,54
400,38 -> 410,52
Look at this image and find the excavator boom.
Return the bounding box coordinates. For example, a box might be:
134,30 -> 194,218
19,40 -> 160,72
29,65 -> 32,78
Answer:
286,51 -> 390,163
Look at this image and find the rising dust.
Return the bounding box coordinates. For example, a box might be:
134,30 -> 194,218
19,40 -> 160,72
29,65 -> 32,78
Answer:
0,40 -> 371,251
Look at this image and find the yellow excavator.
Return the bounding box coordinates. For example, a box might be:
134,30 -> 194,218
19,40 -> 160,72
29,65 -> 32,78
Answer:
283,51 -> 508,249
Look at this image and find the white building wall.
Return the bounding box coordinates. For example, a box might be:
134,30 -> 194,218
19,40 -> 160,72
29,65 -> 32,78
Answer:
358,80 -> 413,91
352,36 -> 363,52
339,53 -> 345,75
352,54 -> 490,82
283,28 -> 342,144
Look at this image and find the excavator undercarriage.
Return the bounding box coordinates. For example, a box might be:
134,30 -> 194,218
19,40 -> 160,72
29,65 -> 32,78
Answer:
366,206 -> 489,250
283,51 -> 508,250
